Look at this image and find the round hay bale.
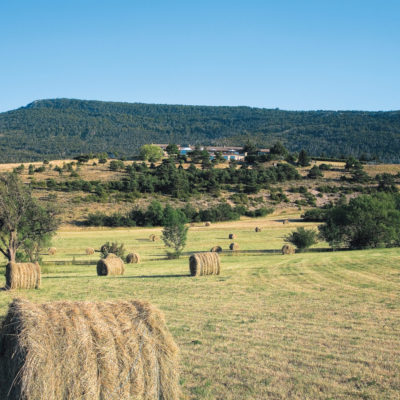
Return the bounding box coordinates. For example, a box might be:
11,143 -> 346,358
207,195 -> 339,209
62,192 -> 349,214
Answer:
282,244 -> 295,255
190,222 -> 196,227
48,247 -> 56,255
149,234 -> 159,242
229,242 -> 239,251
85,247 -> 95,255
283,219 -> 289,225
189,252 -> 220,276
228,233 -> 236,239
0,298 -> 180,400
5,262 -> 41,290
97,254 -> 125,276
204,221 -> 211,227
255,227 -> 262,232
210,245 -> 222,253
126,252 -> 140,264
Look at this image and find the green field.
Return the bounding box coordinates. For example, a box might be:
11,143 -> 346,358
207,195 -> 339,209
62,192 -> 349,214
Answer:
0,216 -> 399,399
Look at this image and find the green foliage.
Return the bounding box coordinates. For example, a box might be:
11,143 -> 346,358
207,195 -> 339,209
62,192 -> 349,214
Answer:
161,208 -> 188,258
307,165 -> 323,179
0,99 -> 400,162
100,241 -> 126,258
319,193 -> 400,249
166,143 -> 179,157
298,149 -> 311,167
139,144 -> 163,162
285,227 -> 318,251
0,174 -> 60,261
109,160 -> 125,171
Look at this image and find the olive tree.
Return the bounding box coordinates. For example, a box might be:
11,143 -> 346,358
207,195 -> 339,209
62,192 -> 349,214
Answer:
0,174 -> 60,262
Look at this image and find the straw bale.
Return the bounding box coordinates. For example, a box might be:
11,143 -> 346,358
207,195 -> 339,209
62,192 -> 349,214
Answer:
210,246 -> 222,253
126,252 -> 140,264
282,244 -> 295,255
149,234 -> 159,242
228,233 -> 236,239
48,247 -> 56,255
229,242 -> 239,251
204,221 -> 211,227
0,298 -> 180,400
189,252 -> 220,276
283,219 -> 289,225
85,247 -> 95,255
255,227 -> 262,232
5,262 -> 41,290
97,254 -> 125,276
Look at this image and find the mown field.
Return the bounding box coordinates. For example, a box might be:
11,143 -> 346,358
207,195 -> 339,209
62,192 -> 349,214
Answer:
0,215 -> 399,399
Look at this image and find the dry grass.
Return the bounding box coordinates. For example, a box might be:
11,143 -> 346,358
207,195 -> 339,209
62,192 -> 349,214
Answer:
5,262 -> 41,290
189,252 -> 221,276
0,216 -> 399,399
96,254 -> 125,276
0,298 -> 180,400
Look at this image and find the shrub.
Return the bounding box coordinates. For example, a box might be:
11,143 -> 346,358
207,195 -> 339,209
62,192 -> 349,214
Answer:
285,227 -> 318,251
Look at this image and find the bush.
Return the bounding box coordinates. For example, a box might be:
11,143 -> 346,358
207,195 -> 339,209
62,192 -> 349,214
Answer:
100,242 -> 126,258
285,227 -> 318,251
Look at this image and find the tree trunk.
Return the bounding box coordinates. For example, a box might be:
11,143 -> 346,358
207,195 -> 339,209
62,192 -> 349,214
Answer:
7,230 -> 17,262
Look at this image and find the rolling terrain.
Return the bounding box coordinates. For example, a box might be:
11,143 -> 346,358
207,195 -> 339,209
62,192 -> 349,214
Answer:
0,99 -> 399,162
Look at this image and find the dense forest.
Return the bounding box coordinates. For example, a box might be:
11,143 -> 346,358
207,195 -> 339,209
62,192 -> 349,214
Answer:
0,98 -> 399,162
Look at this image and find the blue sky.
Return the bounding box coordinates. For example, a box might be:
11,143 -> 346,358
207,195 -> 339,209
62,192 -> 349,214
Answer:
0,0 -> 399,112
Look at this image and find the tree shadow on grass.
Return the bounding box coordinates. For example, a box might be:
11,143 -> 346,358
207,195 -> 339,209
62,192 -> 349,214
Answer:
119,274 -> 191,279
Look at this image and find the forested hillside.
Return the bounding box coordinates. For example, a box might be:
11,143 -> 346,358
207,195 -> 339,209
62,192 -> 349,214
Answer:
0,98 -> 399,162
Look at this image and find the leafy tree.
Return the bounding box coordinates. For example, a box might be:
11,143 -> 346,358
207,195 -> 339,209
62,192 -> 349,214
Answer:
0,174 -> 60,262
285,227 -> 318,251
298,149 -> 311,167
270,141 -> 288,157
161,207 -> 188,258
139,145 -> 163,162
319,193 -> 400,249
166,143 -> 179,157
345,156 -> 362,171
100,241 -> 126,258
376,173 -> 398,192
307,165 -> 323,179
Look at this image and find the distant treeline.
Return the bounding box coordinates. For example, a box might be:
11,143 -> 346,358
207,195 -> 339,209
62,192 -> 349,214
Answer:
0,98 -> 399,162
31,159 -> 301,199
85,201 -> 274,227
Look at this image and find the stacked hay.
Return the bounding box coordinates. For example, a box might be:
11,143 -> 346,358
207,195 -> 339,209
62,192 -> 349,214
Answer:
204,221 -> 211,227
229,242 -> 239,251
126,252 -> 140,264
210,245 -> 222,253
0,298 -> 180,400
190,222 -> 196,227
5,262 -> 41,290
283,219 -> 289,225
255,227 -> 262,232
48,247 -> 56,255
85,247 -> 95,255
282,244 -> 295,255
97,254 -> 125,276
189,252 -> 220,276
149,234 -> 159,242
228,233 -> 236,239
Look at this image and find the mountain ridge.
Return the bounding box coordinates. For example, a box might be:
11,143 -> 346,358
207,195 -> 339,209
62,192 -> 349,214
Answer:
1,98 -> 399,162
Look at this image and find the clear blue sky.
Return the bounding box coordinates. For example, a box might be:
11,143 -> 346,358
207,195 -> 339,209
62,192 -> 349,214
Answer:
0,0 -> 399,112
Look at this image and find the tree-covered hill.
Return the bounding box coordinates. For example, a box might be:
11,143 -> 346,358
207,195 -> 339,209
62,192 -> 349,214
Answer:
0,98 -> 399,162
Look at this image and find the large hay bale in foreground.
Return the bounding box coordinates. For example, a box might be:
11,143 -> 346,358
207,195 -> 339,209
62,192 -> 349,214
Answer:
5,262 -> 41,290
255,227 -> 262,232
126,252 -> 140,264
204,221 -> 211,227
228,233 -> 236,239
189,252 -> 220,276
85,247 -> 95,255
0,298 -> 180,400
282,244 -> 295,255
210,245 -> 222,253
229,242 -> 239,251
96,254 -> 125,276
48,247 -> 56,255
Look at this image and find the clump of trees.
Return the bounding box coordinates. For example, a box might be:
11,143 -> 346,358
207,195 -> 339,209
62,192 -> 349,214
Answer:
319,193 -> 400,249
285,227 -> 318,251
0,174 -> 60,262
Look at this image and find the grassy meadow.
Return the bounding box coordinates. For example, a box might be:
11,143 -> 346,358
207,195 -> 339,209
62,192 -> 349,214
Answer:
0,215 -> 399,399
